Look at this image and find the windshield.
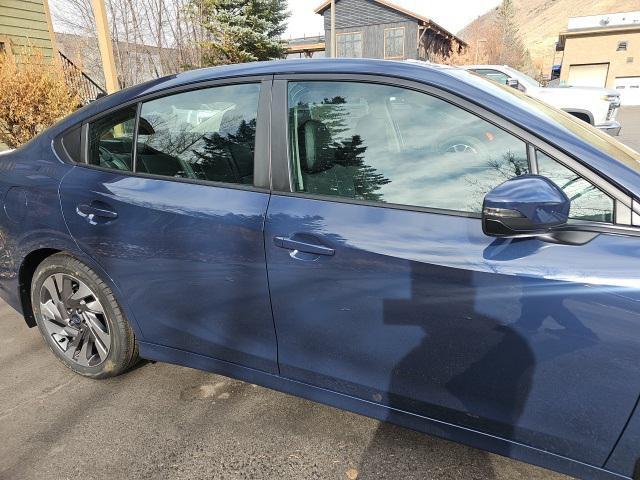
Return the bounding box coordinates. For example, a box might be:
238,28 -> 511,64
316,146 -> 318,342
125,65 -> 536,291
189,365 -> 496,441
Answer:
456,68 -> 640,169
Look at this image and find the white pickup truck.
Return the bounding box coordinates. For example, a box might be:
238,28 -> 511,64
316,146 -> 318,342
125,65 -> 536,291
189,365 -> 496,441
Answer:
463,65 -> 622,136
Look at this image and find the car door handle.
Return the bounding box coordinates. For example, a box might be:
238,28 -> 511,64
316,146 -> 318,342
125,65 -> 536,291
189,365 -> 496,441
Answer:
77,203 -> 118,221
273,236 -> 335,256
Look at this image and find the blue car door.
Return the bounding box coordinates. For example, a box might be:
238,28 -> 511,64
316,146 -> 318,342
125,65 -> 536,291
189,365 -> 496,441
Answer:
59,79 -> 278,373
264,77 -> 640,466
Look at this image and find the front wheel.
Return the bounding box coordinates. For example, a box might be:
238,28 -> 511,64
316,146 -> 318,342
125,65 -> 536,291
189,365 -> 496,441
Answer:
31,253 -> 138,378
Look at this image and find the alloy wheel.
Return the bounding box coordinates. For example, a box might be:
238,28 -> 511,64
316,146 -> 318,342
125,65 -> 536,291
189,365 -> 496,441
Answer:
39,273 -> 111,367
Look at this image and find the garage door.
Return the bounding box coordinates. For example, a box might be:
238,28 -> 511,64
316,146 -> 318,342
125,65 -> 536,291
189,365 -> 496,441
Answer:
567,63 -> 609,88
615,77 -> 640,106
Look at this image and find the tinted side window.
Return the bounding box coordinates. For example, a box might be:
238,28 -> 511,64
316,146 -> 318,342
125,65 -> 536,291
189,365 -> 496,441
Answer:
287,81 -> 529,213
537,151 -> 614,223
87,106 -> 136,171
473,69 -> 510,85
136,83 -> 260,184
61,124 -> 82,162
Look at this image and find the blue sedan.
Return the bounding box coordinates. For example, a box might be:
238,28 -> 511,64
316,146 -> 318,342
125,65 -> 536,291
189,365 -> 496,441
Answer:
1,59 -> 639,480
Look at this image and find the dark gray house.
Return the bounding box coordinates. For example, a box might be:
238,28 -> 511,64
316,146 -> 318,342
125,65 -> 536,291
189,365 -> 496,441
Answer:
314,0 -> 466,61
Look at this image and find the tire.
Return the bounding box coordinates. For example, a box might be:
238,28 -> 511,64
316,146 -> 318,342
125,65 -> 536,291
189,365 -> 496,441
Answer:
31,253 -> 138,379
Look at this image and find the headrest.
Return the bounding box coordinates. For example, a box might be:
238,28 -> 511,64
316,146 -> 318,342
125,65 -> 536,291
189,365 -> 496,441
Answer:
298,120 -> 334,173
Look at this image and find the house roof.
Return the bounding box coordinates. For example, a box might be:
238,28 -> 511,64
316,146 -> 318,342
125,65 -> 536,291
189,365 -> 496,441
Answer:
315,0 -> 428,23
314,0 -> 466,46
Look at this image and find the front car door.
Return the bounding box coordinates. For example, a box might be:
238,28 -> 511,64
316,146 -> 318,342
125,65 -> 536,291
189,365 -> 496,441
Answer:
59,78 -> 278,373
264,75 -> 640,467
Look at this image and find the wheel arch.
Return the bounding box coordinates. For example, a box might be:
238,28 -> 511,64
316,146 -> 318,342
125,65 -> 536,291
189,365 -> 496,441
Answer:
19,248 -> 62,327
562,109 -> 594,125
17,249 -> 143,340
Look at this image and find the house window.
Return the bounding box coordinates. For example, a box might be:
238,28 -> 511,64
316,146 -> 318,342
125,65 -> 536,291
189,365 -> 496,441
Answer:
336,32 -> 363,58
0,35 -> 11,56
617,41 -> 628,51
384,27 -> 405,59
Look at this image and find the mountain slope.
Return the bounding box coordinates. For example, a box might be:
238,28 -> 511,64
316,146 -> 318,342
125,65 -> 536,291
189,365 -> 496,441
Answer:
459,0 -> 639,70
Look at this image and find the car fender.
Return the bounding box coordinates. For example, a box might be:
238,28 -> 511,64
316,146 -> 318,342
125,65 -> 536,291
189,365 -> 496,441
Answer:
15,241 -> 146,341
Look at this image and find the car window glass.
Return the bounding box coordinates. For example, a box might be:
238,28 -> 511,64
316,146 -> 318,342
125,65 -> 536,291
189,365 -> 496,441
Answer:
287,81 -> 529,213
61,125 -> 82,162
474,69 -> 510,85
537,151 -> 614,223
87,106 -> 136,171
136,83 -> 260,184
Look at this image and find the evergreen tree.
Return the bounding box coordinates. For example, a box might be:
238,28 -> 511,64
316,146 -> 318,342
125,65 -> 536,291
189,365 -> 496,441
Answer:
491,0 -> 531,70
194,0 -> 289,65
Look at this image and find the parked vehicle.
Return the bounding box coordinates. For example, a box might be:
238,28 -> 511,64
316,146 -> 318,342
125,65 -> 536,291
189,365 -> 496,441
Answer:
464,64 -> 622,136
2,59 -> 640,480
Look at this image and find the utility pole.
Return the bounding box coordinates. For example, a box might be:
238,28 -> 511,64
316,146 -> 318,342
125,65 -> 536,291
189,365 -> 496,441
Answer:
475,38 -> 487,64
331,0 -> 336,58
91,0 -> 119,94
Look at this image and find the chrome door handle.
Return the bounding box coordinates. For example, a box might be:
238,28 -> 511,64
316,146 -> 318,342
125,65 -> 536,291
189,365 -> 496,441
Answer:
77,204 -> 118,219
273,236 -> 335,256
76,203 -> 118,225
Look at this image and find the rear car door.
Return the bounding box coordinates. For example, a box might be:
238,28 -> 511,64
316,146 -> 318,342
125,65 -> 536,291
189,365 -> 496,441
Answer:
59,78 -> 278,373
264,75 -> 640,466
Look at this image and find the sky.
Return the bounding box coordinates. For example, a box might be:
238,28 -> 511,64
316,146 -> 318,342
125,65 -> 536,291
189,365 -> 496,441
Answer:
284,0 -> 502,39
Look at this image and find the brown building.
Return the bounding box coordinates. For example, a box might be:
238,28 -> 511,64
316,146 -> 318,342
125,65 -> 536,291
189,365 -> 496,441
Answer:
557,11 -> 640,105
313,0 -> 465,61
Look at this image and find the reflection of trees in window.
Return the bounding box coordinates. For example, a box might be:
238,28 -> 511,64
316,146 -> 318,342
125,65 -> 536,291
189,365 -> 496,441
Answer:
313,96 -> 349,138
303,96 -> 391,202
487,150 -> 528,179
334,134 -> 390,202
141,114 -> 200,158
190,118 -> 256,181
465,150 -> 528,212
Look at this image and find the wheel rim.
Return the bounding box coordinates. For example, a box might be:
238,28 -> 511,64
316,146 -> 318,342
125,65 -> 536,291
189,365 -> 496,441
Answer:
445,143 -> 478,154
39,273 -> 111,367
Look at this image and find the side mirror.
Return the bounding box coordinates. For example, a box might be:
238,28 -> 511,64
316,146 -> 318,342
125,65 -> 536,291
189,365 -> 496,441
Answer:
482,175 -> 570,237
507,78 -> 520,89
137,117 -> 156,136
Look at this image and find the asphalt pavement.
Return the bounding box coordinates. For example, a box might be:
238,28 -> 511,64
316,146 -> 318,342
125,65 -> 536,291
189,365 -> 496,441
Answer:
7,106 -> 640,480
0,303 -> 569,480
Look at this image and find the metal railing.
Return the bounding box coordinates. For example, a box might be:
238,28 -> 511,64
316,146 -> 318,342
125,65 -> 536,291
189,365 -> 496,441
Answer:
58,51 -> 106,103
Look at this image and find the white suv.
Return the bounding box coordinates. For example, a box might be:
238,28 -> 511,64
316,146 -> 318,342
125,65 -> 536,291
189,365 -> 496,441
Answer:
464,65 -> 622,136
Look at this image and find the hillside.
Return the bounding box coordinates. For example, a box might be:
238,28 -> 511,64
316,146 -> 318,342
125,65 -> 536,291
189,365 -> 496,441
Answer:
458,0 -> 639,71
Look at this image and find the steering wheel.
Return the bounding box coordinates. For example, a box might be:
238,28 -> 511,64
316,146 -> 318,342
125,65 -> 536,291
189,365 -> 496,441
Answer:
439,136 -> 490,160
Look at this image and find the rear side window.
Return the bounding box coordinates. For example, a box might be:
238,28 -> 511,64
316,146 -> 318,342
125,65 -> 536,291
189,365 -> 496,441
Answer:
60,125 -> 82,162
87,106 -> 136,171
287,81 -> 529,213
136,83 -> 260,184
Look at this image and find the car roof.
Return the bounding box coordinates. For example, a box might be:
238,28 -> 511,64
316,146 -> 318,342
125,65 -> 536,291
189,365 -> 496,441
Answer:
462,65 -> 510,70
128,58 -> 460,97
